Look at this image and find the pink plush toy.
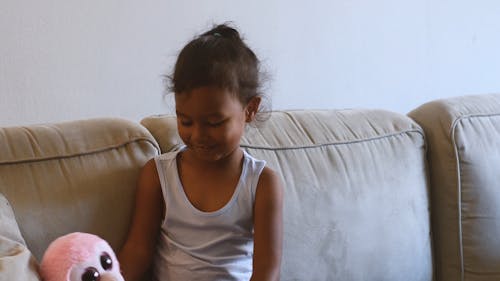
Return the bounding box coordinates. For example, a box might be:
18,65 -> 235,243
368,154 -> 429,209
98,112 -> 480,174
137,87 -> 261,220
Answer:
40,232 -> 124,281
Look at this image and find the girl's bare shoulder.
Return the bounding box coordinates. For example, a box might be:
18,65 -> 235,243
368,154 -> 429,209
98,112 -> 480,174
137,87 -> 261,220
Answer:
256,166 -> 283,199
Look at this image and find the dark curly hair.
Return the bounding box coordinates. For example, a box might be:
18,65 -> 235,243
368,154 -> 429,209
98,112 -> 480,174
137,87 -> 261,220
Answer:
167,23 -> 268,110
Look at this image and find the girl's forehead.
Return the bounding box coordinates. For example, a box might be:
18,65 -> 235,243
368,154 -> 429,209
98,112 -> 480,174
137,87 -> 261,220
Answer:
175,86 -> 244,114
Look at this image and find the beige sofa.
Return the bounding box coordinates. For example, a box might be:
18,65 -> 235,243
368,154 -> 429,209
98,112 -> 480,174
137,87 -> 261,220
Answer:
1,93 -> 500,281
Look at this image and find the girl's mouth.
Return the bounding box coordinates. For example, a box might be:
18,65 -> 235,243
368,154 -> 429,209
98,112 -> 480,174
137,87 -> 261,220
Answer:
192,144 -> 215,150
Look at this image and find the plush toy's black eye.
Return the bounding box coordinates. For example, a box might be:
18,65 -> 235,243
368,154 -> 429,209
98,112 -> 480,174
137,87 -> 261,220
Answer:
100,252 -> 113,271
82,267 -> 100,281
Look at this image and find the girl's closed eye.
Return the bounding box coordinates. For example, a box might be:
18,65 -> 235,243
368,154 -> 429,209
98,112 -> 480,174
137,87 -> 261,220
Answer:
207,119 -> 226,127
179,118 -> 193,127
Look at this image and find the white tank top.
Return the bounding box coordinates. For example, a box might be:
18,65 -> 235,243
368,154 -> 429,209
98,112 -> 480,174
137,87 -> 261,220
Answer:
153,149 -> 266,281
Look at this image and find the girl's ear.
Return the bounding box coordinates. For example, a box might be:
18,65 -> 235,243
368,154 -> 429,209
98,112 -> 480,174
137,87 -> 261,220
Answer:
245,96 -> 261,122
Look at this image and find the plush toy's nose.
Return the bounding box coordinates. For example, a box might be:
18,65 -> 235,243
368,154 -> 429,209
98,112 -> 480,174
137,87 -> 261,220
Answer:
99,272 -> 124,281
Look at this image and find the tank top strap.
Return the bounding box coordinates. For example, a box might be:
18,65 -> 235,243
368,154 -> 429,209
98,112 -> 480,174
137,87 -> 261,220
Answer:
242,150 -> 266,202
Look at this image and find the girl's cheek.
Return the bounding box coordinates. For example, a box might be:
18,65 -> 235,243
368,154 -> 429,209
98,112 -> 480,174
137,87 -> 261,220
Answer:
178,130 -> 190,142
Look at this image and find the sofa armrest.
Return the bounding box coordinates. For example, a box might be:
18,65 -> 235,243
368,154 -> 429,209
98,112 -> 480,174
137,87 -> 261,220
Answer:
409,93 -> 500,281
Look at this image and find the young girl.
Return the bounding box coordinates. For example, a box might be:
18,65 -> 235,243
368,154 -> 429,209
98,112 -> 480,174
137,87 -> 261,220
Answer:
118,24 -> 283,281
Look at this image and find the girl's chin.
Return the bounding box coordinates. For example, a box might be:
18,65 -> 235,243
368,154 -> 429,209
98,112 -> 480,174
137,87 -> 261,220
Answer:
190,148 -> 224,161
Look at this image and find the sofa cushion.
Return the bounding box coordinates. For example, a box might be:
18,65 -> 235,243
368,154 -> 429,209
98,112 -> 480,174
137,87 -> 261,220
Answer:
409,94 -> 500,281
141,109 -> 433,281
0,118 -> 160,261
0,193 -> 40,281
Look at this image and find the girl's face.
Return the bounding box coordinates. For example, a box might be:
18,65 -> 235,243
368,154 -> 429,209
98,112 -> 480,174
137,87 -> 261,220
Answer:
175,86 -> 258,162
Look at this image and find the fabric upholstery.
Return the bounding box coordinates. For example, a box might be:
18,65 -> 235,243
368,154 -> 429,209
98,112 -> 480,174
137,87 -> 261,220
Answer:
0,193 -> 40,281
409,94 -> 500,281
140,114 -> 183,153
0,118 -> 160,261
141,109 -> 433,281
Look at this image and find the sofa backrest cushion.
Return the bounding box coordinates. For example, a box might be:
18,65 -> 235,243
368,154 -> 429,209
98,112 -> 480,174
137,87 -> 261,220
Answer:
409,94 -> 500,281
0,118 -> 159,260
141,109 -> 433,281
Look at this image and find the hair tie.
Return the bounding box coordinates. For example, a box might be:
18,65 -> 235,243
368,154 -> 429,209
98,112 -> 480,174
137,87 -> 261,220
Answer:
213,32 -> 221,37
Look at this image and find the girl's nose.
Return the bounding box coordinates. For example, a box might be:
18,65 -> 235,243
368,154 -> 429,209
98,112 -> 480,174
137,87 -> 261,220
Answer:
190,124 -> 207,141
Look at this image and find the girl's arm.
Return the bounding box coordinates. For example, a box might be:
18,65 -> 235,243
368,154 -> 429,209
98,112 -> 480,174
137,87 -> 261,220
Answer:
251,167 -> 284,281
118,159 -> 163,281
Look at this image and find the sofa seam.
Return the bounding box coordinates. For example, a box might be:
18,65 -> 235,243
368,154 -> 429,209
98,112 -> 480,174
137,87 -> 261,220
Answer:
241,129 -> 424,150
0,137 -> 160,165
451,121 -> 464,281
449,112 -> 500,137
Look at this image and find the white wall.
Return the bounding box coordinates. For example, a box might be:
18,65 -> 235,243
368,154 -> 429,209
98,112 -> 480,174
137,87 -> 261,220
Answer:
1,0 -> 500,126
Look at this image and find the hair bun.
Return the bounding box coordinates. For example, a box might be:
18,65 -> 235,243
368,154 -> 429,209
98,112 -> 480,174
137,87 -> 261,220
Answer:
203,24 -> 240,40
